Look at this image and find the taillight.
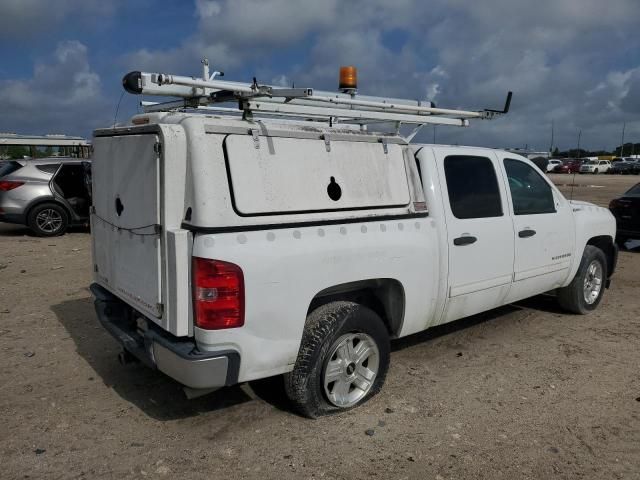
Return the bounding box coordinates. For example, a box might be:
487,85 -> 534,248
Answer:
193,257 -> 244,330
609,199 -> 621,209
0,180 -> 24,191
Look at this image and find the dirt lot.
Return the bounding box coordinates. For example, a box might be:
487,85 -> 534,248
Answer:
1,174 -> 639,480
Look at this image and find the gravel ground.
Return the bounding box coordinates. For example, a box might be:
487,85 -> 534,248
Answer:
0,174 -> 639,480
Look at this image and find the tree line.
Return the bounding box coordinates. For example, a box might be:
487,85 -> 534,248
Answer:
552,142 -> 640,158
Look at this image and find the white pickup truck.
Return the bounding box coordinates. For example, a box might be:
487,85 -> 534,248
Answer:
90,69 -> 617,417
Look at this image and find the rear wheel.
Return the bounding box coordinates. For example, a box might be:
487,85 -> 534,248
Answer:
593,168 -> 599,174
27,202 -> 69,237
557,246 -> 607,314
284,301 -> 390,418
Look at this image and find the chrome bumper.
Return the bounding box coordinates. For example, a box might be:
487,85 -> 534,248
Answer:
91,283 -> 239,389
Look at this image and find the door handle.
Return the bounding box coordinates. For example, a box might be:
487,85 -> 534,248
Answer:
518,229 -> 536,238
453,235 -> 477,246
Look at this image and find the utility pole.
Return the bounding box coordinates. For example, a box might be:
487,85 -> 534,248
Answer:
577,130 -> 582,159
549,120 -> 554,155
433,125 -> 436,144
620,122 -> 626,157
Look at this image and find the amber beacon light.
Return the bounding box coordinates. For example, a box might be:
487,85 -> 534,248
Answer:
339,66 -> 358,92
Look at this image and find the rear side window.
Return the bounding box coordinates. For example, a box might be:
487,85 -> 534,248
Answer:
0,161 -> 22,178
36,164 -> 60,174
443,155 -> 503,219
504,158 -> 556,215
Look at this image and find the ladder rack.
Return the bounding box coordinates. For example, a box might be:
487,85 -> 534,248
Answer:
122,60 -> 512,132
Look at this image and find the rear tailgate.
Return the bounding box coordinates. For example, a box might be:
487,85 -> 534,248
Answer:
91,134 -> 162,319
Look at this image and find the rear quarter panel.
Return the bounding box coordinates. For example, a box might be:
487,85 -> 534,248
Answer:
0,164 -> 55,221
193,217 -> 439,382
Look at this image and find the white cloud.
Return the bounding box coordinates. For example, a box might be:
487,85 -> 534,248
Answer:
0,0 -> 118,38
0,41 -> 111,135
195,0 -> 221,18
121,41 -> 234,74
620,69 -> 640,114
195,0 -> 339,46
271,74 -> 290,87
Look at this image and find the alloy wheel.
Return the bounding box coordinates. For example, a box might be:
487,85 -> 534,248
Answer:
583,260 -> 603,305
35,208 -> 63,233
323,333 -> 380,408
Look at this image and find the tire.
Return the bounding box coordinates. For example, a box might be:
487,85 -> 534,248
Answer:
557,245 -> 607,314
593,169 -> 598,174
27,202 -> 69,237
284,301 -> 390,418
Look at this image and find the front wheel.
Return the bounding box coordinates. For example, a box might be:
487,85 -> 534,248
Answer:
557,245 -> 607,314
284,301 -> 390,418
593,168 -> 599,174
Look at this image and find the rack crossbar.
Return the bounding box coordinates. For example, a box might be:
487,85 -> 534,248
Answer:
243,101 -> 470,127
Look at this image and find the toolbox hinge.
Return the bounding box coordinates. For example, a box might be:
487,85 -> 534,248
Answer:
380,138 -> 388,154
323,134 -> 331,152
250,129 -> 260,149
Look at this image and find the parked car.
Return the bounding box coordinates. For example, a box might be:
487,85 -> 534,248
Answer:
530,156 -> 549,172
553,158 -> 582,174
612,158 -> 640,174
90,69 -> 618,417
609,182 -> 640,245
580,160 -> 611,174
0,158 -> 91,236
611,161 -> 634,174
546,159 -> 562,172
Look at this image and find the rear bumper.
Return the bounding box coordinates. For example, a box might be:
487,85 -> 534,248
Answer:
91,283 -> 239,389
0,212 -> 25,224
0,196 -> 25,224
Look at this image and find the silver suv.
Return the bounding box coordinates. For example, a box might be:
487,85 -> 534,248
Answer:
0,158 -> 91,236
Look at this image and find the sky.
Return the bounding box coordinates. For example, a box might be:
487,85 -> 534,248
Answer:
0,0 -> 639,152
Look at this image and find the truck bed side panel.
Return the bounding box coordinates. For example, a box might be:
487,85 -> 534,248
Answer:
192,218 -> 438,383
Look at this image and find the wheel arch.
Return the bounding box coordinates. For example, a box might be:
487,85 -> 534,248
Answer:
307,279 -> 406,338
586,235 -> 617,278
25,197 -> 72,223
